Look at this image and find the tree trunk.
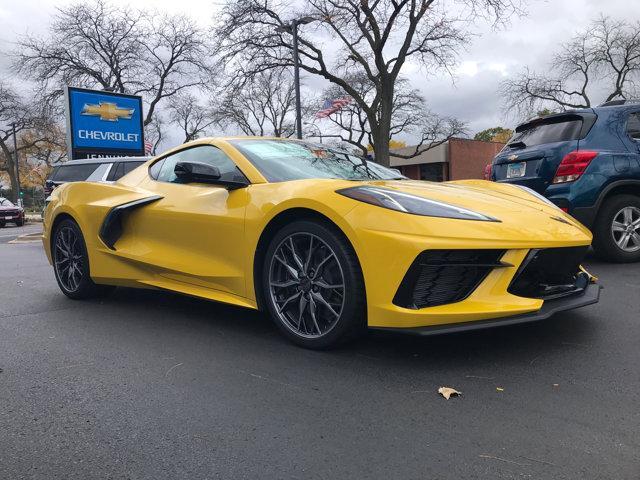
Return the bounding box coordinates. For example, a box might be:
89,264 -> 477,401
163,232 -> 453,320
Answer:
372,126 -> 390,166
0,142 -> 18,203
371,85 -> 393,167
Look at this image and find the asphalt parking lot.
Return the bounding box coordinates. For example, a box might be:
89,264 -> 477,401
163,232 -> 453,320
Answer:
1,229 -> 639,479
0,223 -> 42,244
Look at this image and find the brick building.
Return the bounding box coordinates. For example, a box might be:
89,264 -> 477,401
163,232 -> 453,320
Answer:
390,137 -> 505,181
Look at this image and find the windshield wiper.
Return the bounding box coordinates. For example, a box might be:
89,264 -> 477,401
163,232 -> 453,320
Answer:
507,141 -> 527,150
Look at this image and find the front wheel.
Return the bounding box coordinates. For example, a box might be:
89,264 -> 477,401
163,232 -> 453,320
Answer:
592,194 -> 640,263
262,220 -> 366,349
52,218 -> 114,299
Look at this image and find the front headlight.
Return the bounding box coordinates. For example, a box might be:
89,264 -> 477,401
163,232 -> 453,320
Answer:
512,184 -> 562,211
337,186 -> 499,222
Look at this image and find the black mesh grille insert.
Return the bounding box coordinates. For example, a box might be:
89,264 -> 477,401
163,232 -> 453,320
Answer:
508,246 -> 589,299
393,250 -> 506,309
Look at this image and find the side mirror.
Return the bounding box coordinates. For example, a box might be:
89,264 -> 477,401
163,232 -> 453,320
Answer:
174,161 -> 221,183
174,161 -> 249,190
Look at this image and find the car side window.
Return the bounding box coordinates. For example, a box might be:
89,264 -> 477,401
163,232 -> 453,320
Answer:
155,146 -> 247,184
111,162 -> 127,181
48,167 -> 60,181
86,162 -> 112,182
123,161 -> 144,175
627,113 -> 640,141
55,163 -> 102,182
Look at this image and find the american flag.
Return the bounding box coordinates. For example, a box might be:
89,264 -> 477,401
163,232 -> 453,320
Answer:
144,139 -> 154,155
316,97 -> 352,118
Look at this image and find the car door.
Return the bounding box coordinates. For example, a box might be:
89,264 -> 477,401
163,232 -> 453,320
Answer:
621,111 -> 640,172
122,144 -> 251,298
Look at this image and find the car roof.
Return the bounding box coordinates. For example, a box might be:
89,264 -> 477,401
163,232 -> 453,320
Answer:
54,156 -> 151,166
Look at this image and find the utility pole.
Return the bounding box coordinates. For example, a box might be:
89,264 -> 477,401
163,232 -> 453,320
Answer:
277,16 -> 318,140
12,123 -> 21,206
291,21 -> 302,140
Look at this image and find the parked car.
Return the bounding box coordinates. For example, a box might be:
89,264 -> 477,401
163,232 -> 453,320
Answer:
44,156 -> 151,196
491,100 -> 640,262
42,137 -> 599,349
0,197 -> 25,227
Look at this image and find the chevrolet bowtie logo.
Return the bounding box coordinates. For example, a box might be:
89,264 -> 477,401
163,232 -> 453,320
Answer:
508,154 -> 519,161
81,102 -> 134,122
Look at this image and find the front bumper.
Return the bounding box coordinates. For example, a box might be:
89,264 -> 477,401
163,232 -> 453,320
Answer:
372,282 -> 601,336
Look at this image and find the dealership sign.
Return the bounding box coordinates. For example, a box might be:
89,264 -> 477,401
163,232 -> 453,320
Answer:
64,86 -> 145,159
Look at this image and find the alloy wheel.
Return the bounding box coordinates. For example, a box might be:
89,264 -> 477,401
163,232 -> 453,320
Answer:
54,225 -> 84,292
268,233 -> 346,338
611,206 -> 640,253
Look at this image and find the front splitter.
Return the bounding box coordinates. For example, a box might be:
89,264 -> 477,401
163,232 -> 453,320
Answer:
371,282 -> 601,336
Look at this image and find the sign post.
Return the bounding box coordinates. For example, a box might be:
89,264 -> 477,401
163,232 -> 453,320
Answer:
64,86 -> 145,160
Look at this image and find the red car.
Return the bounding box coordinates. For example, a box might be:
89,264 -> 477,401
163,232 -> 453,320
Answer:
0,198 -> 25,227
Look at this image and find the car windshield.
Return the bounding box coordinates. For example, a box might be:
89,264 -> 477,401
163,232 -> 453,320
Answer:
0,198 -> 15,207
229,139 -> 405,182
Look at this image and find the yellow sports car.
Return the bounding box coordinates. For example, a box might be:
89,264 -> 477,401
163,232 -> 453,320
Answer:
43,138 -> 600,348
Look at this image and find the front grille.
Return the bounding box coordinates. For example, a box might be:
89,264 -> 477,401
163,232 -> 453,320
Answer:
508,246 -> 589,299
393,250 -> 507,309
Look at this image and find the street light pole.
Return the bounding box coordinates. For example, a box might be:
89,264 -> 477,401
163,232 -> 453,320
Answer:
12,123 -> 21,205
303,122 -> 323,143
291,20 -> 303,140
278,16 -> 318,140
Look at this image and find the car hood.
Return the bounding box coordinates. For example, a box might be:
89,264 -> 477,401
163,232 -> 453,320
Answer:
350,179 -> 559,215
0,205 -> 21,211
328,178 -> 593,244
341,178 -> 590,232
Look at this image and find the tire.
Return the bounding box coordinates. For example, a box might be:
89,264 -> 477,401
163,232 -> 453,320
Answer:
262,219 -> 366,349
0,222 -> 5,228
592,194 -> 640,263
16,219 -> 24,227
52,218 -> 115,299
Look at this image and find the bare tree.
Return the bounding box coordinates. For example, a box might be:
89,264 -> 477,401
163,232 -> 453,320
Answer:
0,83 -> 65,201
145,116 -> 166,156
316,73 -> 464,156
215,68 -> 297,137
215,0 -> 520,166
168,93 -> 217,143
14,0 -> 214,126
502,16 -> 640,116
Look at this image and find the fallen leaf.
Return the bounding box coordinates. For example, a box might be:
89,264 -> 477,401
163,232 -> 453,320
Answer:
438,386 -> 462,399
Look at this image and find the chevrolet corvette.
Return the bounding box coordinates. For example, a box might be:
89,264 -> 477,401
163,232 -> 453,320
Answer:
43,138 -> 600,348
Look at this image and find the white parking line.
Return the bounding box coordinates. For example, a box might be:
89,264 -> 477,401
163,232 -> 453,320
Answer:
0,232 -> 42,238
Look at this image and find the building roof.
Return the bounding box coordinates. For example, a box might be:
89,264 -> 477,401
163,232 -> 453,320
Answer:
389,142 -> 449,167
389,137 -> 506,167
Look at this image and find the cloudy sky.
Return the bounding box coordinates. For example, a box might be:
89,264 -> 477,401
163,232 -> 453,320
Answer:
0,0 -> 637,145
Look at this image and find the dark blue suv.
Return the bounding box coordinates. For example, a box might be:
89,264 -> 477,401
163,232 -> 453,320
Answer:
492,100 -> 640,262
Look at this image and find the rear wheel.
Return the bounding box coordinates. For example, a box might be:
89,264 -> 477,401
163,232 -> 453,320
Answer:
52,218 -> 114,299
593,194 -> 640,263
262,220 -> 366,349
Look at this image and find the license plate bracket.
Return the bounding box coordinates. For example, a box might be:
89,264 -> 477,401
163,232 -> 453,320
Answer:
506,161 -> 526,178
